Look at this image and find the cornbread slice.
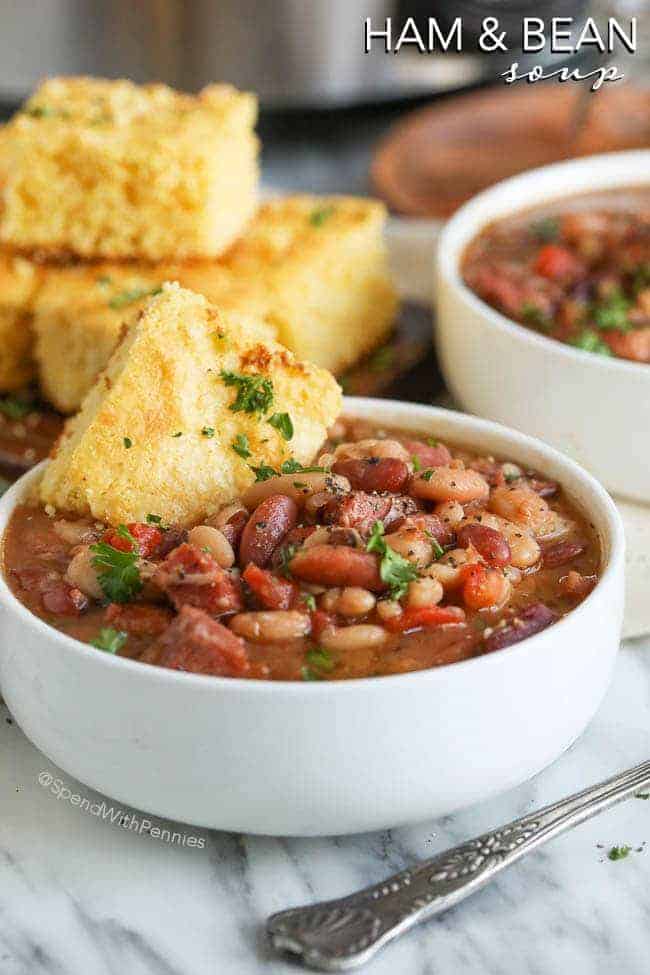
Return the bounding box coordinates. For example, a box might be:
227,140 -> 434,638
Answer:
0,252 -> 41,390
39,282 -> 342,527
0,77 -> 259,260
32,195 -> 397,412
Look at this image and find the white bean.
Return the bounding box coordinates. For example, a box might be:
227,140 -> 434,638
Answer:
422,547 -> 472,589
208,503 -> 247,529
383,529 -> 433,568
489,485 -> 565,539
54,519 -> 96,546
187,525 -> 235,567
406,577 -> 443,609
376,599 -> 403,622
229,611 -> 311,643
411,466 -> 490,504
243,472 -> 349,509
331,438 -> 411,464
433,501 -> 465,528
65,546 -> 104,600
320,624 -> 388,653
336,587 -> 377,617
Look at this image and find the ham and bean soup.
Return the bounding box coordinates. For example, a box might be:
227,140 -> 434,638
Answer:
463,188 -> 650,363
3,419 -> 600,681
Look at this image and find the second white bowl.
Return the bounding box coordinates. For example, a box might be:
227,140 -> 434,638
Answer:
436,150 -> 650,503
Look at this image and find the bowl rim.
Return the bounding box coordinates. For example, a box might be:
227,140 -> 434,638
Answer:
436,149 -> 650,380
0,398 -> 625,695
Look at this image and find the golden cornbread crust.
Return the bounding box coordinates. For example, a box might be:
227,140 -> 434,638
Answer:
0,251 -> 41,390
0,77 -> 259,260
39,282 -> 342,526
31,195 -> 397,410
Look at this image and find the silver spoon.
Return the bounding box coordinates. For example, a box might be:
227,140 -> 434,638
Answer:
267,760 -> 650,971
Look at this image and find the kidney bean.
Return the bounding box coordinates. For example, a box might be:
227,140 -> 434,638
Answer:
240,494 -> 298,568
332,457 -> 409,494
216,509 -> 249,551
483,602 -> 559,654
402,440 -> 452,468
457,524 -> 511,567
153,526 -> 188,559
398,512 -> 454,547
541,539 -> 586,567
290,544 -> 385,591
242,563 -> 298,611
384,604 -> 465,633
147,606 -> 249,677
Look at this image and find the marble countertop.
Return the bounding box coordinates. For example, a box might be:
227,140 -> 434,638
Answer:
2,636 -> 650,975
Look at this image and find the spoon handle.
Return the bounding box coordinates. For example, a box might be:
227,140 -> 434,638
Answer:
268,760 -> 650,972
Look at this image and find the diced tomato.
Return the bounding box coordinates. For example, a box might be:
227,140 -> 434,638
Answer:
105,603 -> 173,637
534,244 -> 584,281
242,563 -> 298,611
102,522 -> 163,558
460,563 -> 508,611
310,609 -> 337,639
384,605 -> 465,633
154,543 -> 244,616
149,606 -> 249,677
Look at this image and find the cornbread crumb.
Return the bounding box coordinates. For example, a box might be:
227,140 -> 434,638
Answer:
39,283 -> 342,526
0,77 -> 259,260
32,195 -> 397,411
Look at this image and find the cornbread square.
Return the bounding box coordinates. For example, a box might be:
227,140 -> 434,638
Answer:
0,252 -> 40,390
0,77 -> 259,260
39,282 -> 341,527
32,195 -> 397,412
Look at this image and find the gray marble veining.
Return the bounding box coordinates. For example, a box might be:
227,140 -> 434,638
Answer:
2,638 -> 650,975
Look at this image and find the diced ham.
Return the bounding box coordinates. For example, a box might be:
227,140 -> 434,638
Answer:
105,602 -> 174,637
323,491 -> 419,538
153,543 -> 243,616
242,563 -> 298,611
145,606 -> 249,677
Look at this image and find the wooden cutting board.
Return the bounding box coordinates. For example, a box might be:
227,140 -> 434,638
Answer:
372,83 -> 650,219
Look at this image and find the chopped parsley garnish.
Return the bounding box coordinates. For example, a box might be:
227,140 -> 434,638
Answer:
250,458 -> 326,482
268,412 -> 294,441
24,104 -> 67,119
91,628 -> 127,654
427,437 -> 439,448
90,526 -> 142,604
521,303 -> 552,331
412,455 -> 421,472
123,437 -> 132,449
302,593 -> 317,612
309,205 -> 335,227
201,426 -> 215,438
366,520 -> 419,600
592,289 -> 631,331
146,513 -> 163,524
420,468 -> 435,482
531,217 -> 560,243
172,431 -> 183,438
426,534 -> 445,560
608,845 -> 632,862
0,395 -> 34,419
570,329 -> 612,356
305,647 -> 335,673
250,462 -> 278,483
231,434 -> 252,459
96,275 -> 113,287
636,792 -> 650,800
220,370 -> 274,416
301,665 -> 322,681
277,544 -> 297,578
108,285 -> 162,310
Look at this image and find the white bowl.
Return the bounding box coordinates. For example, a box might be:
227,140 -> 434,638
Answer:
436,150 -> 650,503
0,399 -> 625,836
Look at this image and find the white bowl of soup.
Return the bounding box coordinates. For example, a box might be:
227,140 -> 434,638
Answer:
436,150 -> 650,502
0,399 -> 624,835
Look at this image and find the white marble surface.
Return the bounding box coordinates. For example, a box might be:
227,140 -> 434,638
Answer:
2,636 -> 650,975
